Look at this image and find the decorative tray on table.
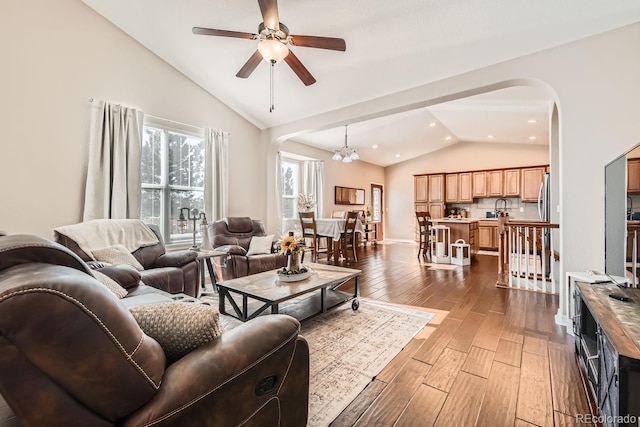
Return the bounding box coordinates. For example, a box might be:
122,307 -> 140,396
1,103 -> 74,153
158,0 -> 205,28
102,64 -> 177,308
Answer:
277,266 -> 312,282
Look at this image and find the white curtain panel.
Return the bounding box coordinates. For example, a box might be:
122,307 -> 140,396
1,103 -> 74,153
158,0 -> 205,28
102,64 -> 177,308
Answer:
204,128 -> 229,221
83,99 -> 144,221
275,151 -> 283,237
303,160 -> 325,218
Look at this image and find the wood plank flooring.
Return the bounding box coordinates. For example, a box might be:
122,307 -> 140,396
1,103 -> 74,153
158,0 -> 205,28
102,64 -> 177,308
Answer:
324,242 -> 594,427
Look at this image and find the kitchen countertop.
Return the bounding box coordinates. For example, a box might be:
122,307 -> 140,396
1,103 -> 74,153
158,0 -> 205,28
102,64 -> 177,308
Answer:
432,217 -> 542,223
430,218 -> 479,224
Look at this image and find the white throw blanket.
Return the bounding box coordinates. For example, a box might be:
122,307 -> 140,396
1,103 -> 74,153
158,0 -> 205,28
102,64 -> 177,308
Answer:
54,219 -> 160,259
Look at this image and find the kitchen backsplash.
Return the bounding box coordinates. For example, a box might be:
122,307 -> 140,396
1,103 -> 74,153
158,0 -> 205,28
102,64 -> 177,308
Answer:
446,197 -> 541,220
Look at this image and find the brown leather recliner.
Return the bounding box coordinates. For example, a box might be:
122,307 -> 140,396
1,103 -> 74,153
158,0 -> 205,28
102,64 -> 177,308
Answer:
208,217 -> 286,281
0,234 -> 310,427
55,223 -> 199,297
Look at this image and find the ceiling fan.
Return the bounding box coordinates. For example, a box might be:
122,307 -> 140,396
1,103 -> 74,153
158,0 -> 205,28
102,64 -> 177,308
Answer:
192,0 -> 346,87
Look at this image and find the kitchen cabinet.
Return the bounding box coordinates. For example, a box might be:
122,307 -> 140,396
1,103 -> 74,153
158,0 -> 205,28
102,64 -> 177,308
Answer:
428,174 -> 444,203
445,173 -> 472,203
428,202 -> 444,219
459,172 -> 473,202
472,171 -> 487,198
521,166 -> 546,202
503,169 -> 520,197
415,175 -> 428,202
478,220 -> 498,250
414,202 -> 443,219
445,174 -> 458,203
487,170 -> 504,197
628,159 -> 640,193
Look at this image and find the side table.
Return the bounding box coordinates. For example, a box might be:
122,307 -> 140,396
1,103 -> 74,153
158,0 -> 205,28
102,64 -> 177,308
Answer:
196,250 -> 227,296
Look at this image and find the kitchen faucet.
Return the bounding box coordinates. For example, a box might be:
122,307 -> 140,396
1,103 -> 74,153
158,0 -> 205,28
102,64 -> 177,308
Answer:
495,198 -> 508,215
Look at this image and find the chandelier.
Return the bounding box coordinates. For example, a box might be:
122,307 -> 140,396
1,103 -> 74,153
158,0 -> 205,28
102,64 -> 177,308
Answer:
332,125 -> 359,163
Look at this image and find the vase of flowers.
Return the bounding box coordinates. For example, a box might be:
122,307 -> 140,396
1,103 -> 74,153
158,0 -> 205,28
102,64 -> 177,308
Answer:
297,193 -> 315,212
280,235 -> 305,274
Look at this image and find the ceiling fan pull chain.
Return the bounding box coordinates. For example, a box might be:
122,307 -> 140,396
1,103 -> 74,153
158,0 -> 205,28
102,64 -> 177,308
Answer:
269,60 -> 275,113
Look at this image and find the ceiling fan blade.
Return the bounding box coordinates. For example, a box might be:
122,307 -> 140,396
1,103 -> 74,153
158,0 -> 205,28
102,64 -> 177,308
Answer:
258,0 -> 280,31
236,50 -> 263,78
192,27 -> 257,40
284,50 -> 316,86
290,35 -> 346,52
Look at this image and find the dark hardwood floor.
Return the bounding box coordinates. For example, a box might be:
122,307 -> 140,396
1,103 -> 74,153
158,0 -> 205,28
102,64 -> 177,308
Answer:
323,241 -> 595,427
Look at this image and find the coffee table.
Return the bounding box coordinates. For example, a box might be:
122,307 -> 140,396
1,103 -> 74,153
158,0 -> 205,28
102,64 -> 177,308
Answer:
217,263 -> 361,322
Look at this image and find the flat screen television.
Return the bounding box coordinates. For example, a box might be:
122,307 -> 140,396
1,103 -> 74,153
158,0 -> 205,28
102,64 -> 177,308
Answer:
605,144 -> 640,285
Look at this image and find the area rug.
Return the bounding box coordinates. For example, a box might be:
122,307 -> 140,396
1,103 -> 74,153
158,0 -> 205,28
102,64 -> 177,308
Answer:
302,299 -> 435,427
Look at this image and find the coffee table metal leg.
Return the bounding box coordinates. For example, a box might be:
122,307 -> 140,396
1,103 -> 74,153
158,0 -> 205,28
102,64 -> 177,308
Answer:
205,258 -> 217,293
242,295 -> 248,321
271,303 -> 279,314
321,287 -> 327,313
218,288 -> 227,315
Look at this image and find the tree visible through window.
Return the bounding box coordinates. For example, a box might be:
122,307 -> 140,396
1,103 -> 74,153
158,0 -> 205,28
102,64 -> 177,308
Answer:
141,124 -> 205,243
281,160 -> 298,220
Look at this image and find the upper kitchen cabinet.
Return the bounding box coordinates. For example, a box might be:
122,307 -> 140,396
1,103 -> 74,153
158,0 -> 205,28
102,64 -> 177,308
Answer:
415,175 -> 428,202
445,173 -> 472,203
628,158 -> 640,193
487,170 -> 504,197
459,172 -> 473,202
503,169 -> 520,197
445,174 -> 459,203
521,166 -> 546,202
428,174 -> 444,203
472,171 -> 487,198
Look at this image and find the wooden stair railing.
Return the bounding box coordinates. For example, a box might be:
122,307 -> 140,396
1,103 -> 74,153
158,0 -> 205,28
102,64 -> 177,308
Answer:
497,213 -> 560,293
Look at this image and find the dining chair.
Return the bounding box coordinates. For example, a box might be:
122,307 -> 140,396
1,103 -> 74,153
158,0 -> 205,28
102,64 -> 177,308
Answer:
331,211 -> 346,219
340,211 -> 359,262
415,211 -> 431,260
298,211 -> 329,263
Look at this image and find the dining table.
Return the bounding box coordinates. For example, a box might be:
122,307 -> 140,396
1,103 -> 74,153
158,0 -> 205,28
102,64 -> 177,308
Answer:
283,217 -> 365,261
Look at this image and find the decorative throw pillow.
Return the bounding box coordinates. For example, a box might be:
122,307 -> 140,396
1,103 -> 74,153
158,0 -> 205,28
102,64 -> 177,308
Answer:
246,234 -> 274,255
129,302 -> 225,363
92,270 -> 128,299
92,244 -> 144,271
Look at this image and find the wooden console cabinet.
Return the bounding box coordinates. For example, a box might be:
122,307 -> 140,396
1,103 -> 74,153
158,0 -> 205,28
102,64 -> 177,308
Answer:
574,283 -> 640,426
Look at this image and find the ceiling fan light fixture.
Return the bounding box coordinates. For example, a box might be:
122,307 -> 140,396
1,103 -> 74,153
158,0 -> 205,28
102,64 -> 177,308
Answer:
258,39 -> 289,63
350,150 -> 359,160
332,150 -> 343,161
342,155 -> 353,163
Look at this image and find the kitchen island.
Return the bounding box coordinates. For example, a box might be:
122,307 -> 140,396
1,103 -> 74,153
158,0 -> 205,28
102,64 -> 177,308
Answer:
429,218 -> 479,257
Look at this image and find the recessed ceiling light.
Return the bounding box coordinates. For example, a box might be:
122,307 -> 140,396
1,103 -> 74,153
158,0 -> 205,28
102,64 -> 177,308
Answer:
529,136 -> 537,140
488,135 -> 494,139
445,136 -> 452,141
395,154 -> 401,158
429,122 -> 436,127
372,144 -> 378,149
528,119 -> 537,124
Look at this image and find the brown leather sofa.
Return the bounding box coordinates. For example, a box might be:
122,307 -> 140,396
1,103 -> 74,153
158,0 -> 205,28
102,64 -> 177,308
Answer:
208,217 -> 286,281
55,223 -> 199,297
0,234 -> 309,427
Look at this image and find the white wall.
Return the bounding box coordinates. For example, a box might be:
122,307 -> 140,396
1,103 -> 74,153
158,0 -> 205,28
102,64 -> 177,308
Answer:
0,0 -> 264,238
385,141 -> 549,240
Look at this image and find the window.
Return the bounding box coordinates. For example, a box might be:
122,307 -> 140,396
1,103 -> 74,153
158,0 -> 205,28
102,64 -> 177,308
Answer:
140,121 -> 205,244
281,159 -> 299,221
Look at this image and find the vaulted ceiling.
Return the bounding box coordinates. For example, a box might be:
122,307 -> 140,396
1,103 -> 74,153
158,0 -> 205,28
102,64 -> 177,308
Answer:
82,0 -> 640,166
